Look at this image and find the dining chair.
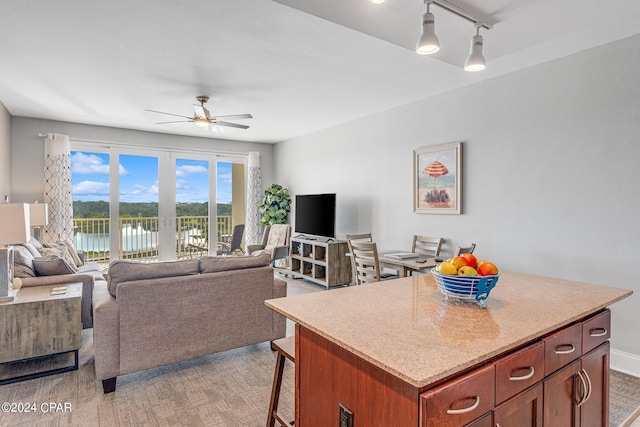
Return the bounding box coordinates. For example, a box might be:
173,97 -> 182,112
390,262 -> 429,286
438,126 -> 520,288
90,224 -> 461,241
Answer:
218,224 -> 245,255
455,243 -> 476,256
346,233 -> 397,285
411,235 -> 444,258
350,240 -> 386,285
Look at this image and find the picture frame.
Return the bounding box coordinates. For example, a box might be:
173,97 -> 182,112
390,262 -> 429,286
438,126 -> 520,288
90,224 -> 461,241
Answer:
413,142 -> 462,214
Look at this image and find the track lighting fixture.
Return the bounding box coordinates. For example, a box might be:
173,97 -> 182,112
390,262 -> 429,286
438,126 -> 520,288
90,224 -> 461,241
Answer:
416,1 -> 440,55
464,23 -> 486,72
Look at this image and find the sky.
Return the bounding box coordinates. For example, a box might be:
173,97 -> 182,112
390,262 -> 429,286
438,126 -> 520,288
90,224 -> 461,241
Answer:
71,151 -> 233,203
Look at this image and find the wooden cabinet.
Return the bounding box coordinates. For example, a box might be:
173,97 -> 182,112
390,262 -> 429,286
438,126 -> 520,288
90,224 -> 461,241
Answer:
295,309 -> 612,427
289,237 -> 351,288
494,383 -> 543,427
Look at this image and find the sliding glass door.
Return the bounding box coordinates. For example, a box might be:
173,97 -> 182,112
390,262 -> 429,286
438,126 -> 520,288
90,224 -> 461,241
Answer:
71,142 -> 246,264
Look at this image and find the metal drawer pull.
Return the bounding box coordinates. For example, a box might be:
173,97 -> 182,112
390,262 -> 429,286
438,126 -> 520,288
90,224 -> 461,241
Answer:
446,396 -> 480,415
590,328 -> 607,337
554,344 -> 576,355
509,366 -> 535,381
575,371 -> 588,406
582,369 -> 592,404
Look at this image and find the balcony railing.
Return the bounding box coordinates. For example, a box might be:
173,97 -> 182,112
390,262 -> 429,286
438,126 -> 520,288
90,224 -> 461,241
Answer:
74,215 -> 233,262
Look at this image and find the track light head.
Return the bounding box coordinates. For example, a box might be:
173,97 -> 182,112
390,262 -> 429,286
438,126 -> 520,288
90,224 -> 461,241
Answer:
416,11 -> 440,55
464,26 -> 486,71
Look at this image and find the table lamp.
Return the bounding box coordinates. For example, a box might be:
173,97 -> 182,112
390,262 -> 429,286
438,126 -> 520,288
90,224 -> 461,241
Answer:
29,202 -> 49,242
0,203 -> 30,302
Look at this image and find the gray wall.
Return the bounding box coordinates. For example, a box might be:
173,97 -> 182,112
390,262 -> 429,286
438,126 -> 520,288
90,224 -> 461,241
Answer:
0,101 -> 10,200
274,35 -> 640,374
10,117 -> 275,204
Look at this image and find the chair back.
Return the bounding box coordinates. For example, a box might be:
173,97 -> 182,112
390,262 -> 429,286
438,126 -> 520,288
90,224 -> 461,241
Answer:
455,243 -> 476,256
346,233 -> 373,285
229,224 -> 245,253
265,224 -> 291,250
350,240 -> 382,285
411,235 -> 443,257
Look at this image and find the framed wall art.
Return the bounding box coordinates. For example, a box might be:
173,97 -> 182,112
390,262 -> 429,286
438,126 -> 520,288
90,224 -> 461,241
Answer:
413,142 -> 462,214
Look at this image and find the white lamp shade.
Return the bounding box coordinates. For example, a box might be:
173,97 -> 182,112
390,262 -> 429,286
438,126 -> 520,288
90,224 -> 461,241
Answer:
0,203 -> 30,245
29,203 -> 49,226
416,12 -> 440,55
464,35 -> 486,71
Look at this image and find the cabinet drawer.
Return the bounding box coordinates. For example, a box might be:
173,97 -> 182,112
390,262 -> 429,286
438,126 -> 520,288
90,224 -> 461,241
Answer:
495,342 -> 544,405
421,364 -> 495,427
544,323 -> 582,376
582,309 -> 610,354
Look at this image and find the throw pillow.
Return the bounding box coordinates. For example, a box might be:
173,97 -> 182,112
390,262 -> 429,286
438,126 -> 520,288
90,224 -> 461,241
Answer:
28,237 -> 43,250
60,240 -> 83,267
33,255 -> 76,276
199,252 -> 271,274
13,245 -> 36,278
40,246 -> 78,273
107,258 -> 200,298
21,242 -> 42,258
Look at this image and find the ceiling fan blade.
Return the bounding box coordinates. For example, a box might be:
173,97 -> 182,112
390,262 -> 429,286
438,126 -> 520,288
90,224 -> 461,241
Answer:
212,114 -> 253,120
155,120 -> 194,124
216,121 -> 250,129
145,109 -> 194,120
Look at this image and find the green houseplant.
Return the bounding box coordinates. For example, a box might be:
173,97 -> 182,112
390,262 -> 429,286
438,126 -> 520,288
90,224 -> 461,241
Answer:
259,184 -> 291,225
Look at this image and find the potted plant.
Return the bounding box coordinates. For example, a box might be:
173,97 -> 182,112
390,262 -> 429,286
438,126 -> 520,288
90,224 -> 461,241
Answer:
259,184 -> 291,225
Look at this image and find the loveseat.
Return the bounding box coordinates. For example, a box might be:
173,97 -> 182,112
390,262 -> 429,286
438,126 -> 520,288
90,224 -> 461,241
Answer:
92,252 -> 287,393
13,238 -> 105,329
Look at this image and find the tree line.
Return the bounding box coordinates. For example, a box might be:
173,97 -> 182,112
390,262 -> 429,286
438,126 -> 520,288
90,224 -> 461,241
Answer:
73,201 -> 232,218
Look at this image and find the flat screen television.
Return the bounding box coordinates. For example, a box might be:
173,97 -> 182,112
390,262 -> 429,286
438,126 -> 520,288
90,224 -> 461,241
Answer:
294,193 -> 336,239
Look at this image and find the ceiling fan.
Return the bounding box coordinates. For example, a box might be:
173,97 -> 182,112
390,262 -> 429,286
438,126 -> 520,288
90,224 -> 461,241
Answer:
145,96 -> 252,130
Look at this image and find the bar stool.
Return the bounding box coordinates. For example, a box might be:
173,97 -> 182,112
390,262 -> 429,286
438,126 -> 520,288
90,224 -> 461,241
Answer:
267,336 -> 295,427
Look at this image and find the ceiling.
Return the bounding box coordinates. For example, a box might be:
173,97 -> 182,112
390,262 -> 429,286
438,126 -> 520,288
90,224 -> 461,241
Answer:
1,0 -> 639,144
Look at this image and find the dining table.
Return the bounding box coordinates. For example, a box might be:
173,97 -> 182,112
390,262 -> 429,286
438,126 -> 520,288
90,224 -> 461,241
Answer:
377,253 -> 438,277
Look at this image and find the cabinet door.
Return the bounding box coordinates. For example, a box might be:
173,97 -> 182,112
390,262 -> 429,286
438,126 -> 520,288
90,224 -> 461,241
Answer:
494,383 -> 543,427
543,358 -> 581,427
580,342 -> 609,427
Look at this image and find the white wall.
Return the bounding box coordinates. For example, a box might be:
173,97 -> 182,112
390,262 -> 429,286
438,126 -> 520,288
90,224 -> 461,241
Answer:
0,101 -> 10,200
10,117 -> 276,204
274,35 -> 640,374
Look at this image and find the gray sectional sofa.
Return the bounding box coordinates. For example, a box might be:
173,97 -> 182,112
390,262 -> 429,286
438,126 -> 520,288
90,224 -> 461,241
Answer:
92,252 -> 287,393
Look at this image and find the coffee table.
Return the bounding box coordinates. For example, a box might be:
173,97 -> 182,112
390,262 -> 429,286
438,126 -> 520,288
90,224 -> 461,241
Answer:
0,283 -> 82,385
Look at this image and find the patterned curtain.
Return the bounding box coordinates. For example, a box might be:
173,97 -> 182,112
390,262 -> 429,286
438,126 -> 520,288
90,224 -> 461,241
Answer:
245,151 -> 263,246
43,134 -> 74,244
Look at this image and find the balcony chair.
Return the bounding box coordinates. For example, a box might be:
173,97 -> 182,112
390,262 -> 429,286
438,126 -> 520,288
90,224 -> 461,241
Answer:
247,224 -> 291,266
346,233 -> 397,285
411,235 -> 444,258
350,240 -> 398,285
218,224 -> 245,256
455,243 -> 476,256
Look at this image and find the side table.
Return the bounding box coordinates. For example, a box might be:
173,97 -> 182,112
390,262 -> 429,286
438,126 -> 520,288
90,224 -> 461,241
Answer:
0,283 -> 82,385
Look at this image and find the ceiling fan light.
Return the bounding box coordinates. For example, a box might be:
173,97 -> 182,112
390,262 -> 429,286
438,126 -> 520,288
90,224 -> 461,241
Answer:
416,12 -> 440,55
465,34 -> 486,71
194,117 -> 210,127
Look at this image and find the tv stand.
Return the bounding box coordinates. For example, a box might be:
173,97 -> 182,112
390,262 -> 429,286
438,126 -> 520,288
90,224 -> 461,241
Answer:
289,237 -> 352,288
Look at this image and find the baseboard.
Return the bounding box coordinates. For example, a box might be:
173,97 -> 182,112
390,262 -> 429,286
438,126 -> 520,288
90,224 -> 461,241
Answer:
611,348 -> 640,378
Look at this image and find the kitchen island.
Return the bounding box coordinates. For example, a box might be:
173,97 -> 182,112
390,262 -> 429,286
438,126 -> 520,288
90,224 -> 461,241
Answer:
266,271 -> 632,426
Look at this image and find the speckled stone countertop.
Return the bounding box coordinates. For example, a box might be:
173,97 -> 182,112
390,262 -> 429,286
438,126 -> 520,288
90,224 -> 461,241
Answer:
266,271 -> 632,389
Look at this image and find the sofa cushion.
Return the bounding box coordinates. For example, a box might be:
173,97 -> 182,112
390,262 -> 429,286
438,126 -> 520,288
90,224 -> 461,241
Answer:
33,255 -> 77,276
40,245 -> 78,273
199,252 -> 271,274
13,245 -> 36,278
107,258 -> 200,298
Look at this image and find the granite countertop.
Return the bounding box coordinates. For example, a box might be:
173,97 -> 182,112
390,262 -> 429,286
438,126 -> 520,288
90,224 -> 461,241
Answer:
266,271 -> 632,388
